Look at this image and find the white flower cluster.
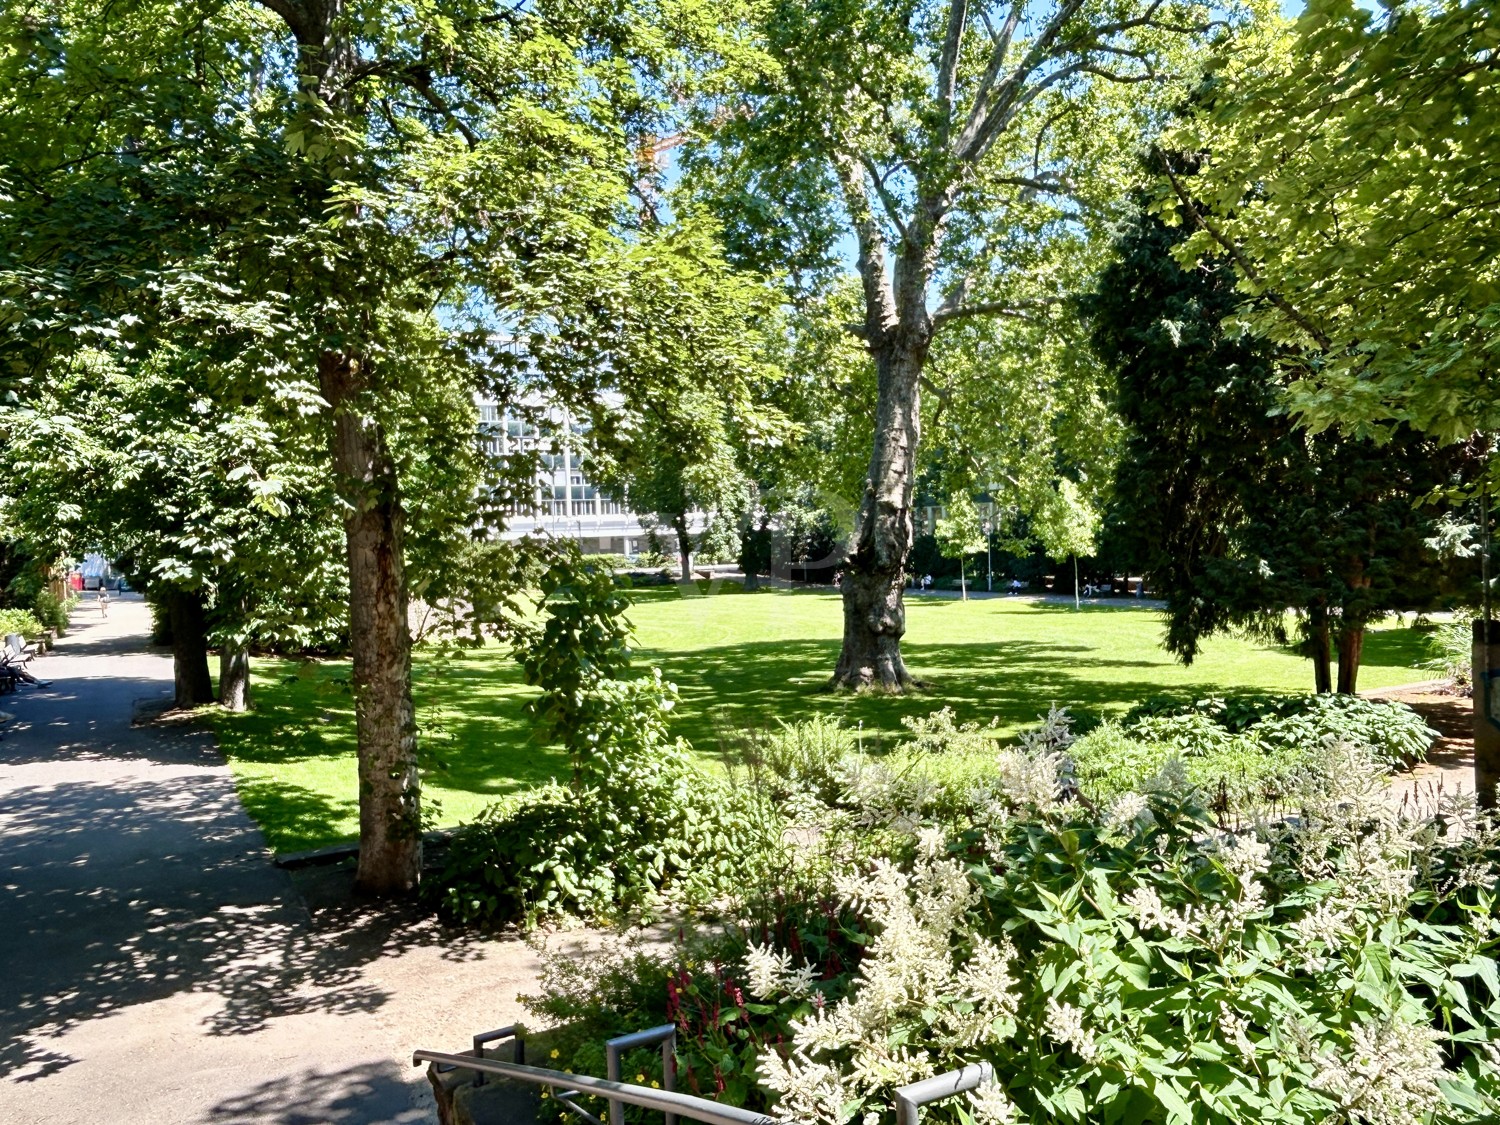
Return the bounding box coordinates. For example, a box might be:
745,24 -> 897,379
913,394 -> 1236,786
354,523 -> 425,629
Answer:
1311,1013 -> 1445,1125
1122,830 -> 1271,949
759,835 -> 1019,1123
1016,705 -> 1075,755
1272,744 -> 1420,972
1103,791 -> 1152,834
966,1078 -> 1019,1124
833,756 -> 940,834
1042,998 -> 1098,1062
744,942 -> 819,1000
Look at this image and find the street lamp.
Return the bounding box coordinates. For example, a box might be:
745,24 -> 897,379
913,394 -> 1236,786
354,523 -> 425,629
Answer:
984,496 -> 997,593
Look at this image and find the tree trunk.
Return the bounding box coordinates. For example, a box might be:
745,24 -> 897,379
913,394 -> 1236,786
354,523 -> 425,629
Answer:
959,557 -> 967,600
673,514 -> 693,582
743,570 -> 760,592
1309,606 -> 1332,693
219,645 -> 251,712
320,351 -> 421,897
1336,624 -> 1364,694
834,344 -> 923,690
166,589 -> 214,709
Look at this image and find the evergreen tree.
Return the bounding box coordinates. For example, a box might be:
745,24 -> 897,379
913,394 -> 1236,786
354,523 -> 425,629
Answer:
1088,209 -> 1473,691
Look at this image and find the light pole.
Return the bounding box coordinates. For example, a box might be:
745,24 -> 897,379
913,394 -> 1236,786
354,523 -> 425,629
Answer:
984,497 -> 996,593
982,516 -> 992,592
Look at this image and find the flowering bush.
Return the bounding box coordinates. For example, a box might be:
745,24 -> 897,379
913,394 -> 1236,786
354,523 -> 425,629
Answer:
740,743 -> 1500,1124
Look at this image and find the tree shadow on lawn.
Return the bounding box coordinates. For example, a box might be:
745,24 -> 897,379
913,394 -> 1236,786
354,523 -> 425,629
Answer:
214,661 -> 358,767
1262,627 -> 1435,674
644,637 -> 1277,750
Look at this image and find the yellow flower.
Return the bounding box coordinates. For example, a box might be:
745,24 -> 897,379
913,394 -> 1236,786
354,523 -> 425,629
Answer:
540,1091 -> 549,1100
636,1074 -> 646,1083
651,1081 -> 660,1089
550,1049 -> 560,1060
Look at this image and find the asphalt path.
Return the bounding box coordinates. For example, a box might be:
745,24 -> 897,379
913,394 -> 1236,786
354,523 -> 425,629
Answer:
0,595 -> 433,1124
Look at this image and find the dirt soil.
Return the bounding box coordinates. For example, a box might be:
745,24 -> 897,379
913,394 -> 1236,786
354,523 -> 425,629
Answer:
1368,682 -> 1475,811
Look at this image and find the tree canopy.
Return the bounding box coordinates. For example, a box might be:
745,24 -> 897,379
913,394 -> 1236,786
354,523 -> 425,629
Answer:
1161,0 -> 1500,443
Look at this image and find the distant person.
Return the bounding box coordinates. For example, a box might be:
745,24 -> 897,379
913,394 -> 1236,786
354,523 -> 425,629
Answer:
922,574 -> 933,593
97,587 -> 110,618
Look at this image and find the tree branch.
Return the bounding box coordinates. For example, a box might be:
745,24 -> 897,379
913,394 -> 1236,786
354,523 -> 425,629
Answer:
932,296 -> 1061,327
1159,153 -> 1334,352
833,151 -> 897,341
936,0 -> 970,137
857,154 -> 911,242
255,0 -> 312,43
957,0 -> 1088,162
966,2 -> 1026,141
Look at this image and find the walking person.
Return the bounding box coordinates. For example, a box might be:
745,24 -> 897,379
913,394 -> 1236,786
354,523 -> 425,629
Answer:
97,585 -> 110,618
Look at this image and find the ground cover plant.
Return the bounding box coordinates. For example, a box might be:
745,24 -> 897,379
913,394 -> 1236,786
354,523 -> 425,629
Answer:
211,587 -> 1439,852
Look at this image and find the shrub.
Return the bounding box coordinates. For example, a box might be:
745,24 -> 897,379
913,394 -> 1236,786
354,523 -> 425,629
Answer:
33,590 -> 73,633
729,713 -> 860,805
0,608 -> 45,637
579,552 -> 631,571
528,738 -> 1500,1124
1423,609 -> 1474,692
1252,693 -> 1436,767
724,748 -> 1500,1124
430,554 -> 773,925
1122,692 -> 1436,768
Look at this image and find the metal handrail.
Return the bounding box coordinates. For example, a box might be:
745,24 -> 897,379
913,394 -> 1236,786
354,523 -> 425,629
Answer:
419,1042 -> 993,1125
412,1050 -> 777,1125
606,1024 -> 676,1125
470,1024 -> 523,1087
893,1062 -> 994,1125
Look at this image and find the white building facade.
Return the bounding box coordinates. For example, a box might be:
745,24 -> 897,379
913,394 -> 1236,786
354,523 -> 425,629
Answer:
477,398 -> 706,557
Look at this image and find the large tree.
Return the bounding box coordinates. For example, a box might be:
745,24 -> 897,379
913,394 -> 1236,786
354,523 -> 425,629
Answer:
690,0 -> 1248,689
3,344 -> 348,710
1088,209 -> 1475,693
0,0 -> 737,893
562,220 -> 786,582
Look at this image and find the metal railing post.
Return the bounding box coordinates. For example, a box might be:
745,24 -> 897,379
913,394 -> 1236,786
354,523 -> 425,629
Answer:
468,1025 -> 524,1088
605,1024 -> 676,1125
419,1038 -> 991,1125
412,1050 -> 773,1125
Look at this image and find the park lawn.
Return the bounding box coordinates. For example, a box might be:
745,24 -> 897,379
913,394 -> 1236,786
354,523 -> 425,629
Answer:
213,585 -> 1438,853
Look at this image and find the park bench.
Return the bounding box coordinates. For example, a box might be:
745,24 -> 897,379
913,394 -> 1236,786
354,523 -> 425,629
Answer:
4,634 -> 37,665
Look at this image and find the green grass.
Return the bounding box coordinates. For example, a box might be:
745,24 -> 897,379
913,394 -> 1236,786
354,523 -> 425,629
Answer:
212,587 -> 1438,853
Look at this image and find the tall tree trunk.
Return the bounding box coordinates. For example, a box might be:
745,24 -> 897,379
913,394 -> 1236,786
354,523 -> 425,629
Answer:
1309,605 -> 1332,693
165,589 -> 214,708
1336,624 -> 1364,694
219,645 -> 251,712
834,344 -> 923,690
265,0 -> 419,896
320,351 -> 421,896
673,514 -> 693,582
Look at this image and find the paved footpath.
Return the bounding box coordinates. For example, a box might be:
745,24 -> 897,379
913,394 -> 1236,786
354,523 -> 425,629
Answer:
0,596 -> 547,1124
